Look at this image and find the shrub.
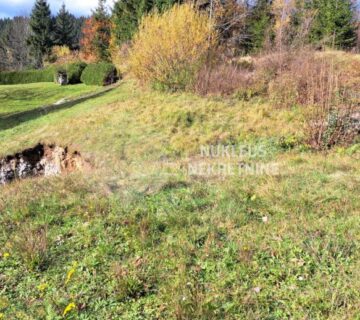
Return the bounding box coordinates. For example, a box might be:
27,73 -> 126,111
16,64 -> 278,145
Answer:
52,45 -> 71,58
67,62 -> 87,84
80,62 -> 118,86
193,63 -> 254,96
110,42 -> 130,75
265,49 -> 358,149
0,67 -> 55,85
47,46 -> 81,65
129,4 -> 217,91
55,62 -> 87,84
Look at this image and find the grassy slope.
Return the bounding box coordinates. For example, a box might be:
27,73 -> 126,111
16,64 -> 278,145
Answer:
0,83 -> 100,117
0,81 -> 359,319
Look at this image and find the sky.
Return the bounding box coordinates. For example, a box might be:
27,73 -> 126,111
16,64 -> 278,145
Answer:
0,0 -> 359,19
0,0 -> 115,19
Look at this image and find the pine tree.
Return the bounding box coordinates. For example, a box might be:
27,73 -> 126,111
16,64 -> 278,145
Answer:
27,0 -> 53,68
247,0 -> 274,52
111,0 -> 181,46
92,0 -> 111,61
73,17 -> 86,50
154,0 -> 180,11
54,4 -> 76,49
309,0 -> 356,49
111,0 -> 149,46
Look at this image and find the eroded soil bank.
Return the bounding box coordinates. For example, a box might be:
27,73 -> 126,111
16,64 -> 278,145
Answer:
0,143 -> 85,185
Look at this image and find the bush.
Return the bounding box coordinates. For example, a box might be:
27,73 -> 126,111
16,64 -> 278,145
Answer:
129,4 -> 217,91
48,45 -> 81,65
265,49 -> 358,149
80,62 -> 118,86
55,62 -> 87,85
193,63 -> 258,97
67,62 -> 87,84
0,67 -> 55,85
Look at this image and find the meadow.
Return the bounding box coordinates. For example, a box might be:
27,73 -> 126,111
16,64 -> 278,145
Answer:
0,83 -> 100,117
0,78 -> 359,319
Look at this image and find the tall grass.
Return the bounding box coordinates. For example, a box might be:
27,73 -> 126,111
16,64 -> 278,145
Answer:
267,50 -> 358,149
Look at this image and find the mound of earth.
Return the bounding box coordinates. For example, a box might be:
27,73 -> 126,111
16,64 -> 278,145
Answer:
0,143 -> 85,185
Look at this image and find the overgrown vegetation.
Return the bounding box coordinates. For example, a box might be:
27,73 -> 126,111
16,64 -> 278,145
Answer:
1,1 -> 360,319
0,80 -> 359,319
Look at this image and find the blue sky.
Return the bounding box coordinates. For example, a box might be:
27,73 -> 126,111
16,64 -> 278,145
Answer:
0,0 -> 115,18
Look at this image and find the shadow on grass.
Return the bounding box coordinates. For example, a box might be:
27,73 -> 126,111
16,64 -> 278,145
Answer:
0,86 -> 116,131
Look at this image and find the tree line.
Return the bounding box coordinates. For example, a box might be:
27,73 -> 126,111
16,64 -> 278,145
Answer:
0,2 -> 84,71
0,0 -> 359,71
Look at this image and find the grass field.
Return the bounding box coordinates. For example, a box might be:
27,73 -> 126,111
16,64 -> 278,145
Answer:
0,83 -> 100,117
0,80 -> 359,319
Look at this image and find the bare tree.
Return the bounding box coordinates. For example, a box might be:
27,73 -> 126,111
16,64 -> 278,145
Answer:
0,17 -> 33,71
6,17 -> 33,70
193,0 -> 250,55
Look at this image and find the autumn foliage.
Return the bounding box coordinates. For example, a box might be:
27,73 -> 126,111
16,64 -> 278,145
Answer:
80,14 -> 111,62
129,4 -> 217,91
80,18 -> 97,62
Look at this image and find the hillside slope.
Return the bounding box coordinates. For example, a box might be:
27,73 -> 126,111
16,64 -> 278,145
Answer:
0,81 -> 359,319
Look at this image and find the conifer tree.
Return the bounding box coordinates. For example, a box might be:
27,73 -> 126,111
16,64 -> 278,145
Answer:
92,0 -> 111,61
111,0 -> 150,46
247,0 -> 274,52
111,0 -> 181,46
54,4 -> 76,49
27,0 -> 53,67
309,0 -> 356,49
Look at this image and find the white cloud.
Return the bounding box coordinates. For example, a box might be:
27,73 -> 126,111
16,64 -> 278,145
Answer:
53,0 -> 99,15
0,0 -> 116,18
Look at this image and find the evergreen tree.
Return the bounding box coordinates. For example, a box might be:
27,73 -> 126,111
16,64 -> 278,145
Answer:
54,4 -> 76,49
247,0 -> 274,52
111,0 -> 181,46
27,0 -> 53,68
92,0 -> 111,61
309,0 -> 356,49
73,17 -> 86,50
154,0 -> 180,11
112,0 -> 151,46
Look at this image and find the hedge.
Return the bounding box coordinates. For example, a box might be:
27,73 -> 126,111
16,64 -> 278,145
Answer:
80,63 -> 118,86
55,62 -> 87,84
0,67 -> 56,85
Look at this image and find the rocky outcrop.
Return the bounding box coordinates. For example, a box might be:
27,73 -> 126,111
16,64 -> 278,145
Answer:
0,144 -> 85,185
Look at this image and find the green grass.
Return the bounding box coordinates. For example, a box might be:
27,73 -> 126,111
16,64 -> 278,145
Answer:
0,83 -> 100,117
0,80 -> 359,319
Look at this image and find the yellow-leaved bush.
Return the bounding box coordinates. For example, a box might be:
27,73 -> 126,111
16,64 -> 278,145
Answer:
129,4 -> 217,91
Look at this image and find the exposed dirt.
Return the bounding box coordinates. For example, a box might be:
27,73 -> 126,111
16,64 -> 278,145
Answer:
0,143 -> 86,185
